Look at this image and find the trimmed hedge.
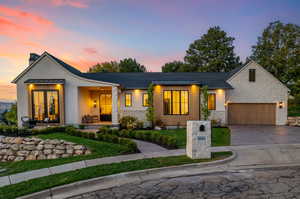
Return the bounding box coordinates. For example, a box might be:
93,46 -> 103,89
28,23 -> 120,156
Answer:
65,126 -> 138,153
0,125 -> 67,137
101,128 -> 177,149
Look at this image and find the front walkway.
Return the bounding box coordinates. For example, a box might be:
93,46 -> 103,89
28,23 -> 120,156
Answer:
132,139 -> 169,153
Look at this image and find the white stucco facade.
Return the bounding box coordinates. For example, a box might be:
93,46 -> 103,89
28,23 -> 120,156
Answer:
226,61 -> 289,125
13,53 -> 288,127
14,53 -> 119,127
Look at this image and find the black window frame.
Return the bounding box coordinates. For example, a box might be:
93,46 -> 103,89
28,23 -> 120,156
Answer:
163,90 -> 189,115
249,69 -> 256,82
125,93 -> 132,107
31,89 -> 60,123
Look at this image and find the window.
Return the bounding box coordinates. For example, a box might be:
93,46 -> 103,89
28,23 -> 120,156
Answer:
125,93 -> 132,107
32,90 -> 59,123
163,90 -> 189,115
208,93 -> 216,110
143,93 -> 149,107
249,69 -> 256,82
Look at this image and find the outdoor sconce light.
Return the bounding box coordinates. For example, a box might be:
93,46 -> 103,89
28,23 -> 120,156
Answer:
93,100 -> 97,108
199,124 -> 205,132
279,101 -> 283,109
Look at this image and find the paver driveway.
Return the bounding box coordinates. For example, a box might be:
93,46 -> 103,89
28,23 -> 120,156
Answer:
230,125 -> 300,145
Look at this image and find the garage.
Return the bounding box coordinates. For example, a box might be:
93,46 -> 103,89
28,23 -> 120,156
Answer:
228,103 -> 276,125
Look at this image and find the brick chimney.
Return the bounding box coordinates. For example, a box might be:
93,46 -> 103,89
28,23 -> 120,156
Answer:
29,53 -> 40,65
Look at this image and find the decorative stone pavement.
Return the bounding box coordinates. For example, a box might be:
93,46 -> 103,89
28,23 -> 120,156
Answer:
69,166 -> 300,199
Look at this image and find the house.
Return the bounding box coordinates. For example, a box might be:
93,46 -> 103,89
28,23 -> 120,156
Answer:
12,52 -> 289,128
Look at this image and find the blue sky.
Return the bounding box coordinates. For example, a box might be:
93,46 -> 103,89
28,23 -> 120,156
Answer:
0,0 -> 299,100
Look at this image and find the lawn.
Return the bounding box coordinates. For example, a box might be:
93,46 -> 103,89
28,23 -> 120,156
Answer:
0,133 -> 132,177
136,127 -> 231,148
0,152 -> 232,199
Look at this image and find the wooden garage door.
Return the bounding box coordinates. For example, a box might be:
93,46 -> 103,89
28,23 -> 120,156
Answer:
228,103 -> 276,125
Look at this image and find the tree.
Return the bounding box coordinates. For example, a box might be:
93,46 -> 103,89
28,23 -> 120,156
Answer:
184,26 -> 241,72
88,61 -> 119,73
161,61 -> 197,72
200,86 -> 211,120
119,58 -> 146,72
146,83 -> 155,128
3,104 -> 17,125
250,21 -> 300,95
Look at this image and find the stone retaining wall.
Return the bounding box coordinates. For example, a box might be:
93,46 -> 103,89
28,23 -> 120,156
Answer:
287,117 -> 300,126
0,137 -> 91,162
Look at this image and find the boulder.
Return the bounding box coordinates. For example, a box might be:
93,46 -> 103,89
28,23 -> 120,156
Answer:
44,144 -> 54,149
7,156 -> 15,161
61,154 -> 71,158
13,137 -> 23,144
47,154 -> 57,159
10,144 -> 19,151
37,154 -> 46,160
66,149 -> 74,154
26,155 -> 37,160
43,149 -> 52,154
23,144 -> 35,151
36,144 -> 44,150
17,150 -> 29,156
14,156 -> 25,161
54,149 -> 65,155
74,145 -> 84,150
74,150 -> 84,155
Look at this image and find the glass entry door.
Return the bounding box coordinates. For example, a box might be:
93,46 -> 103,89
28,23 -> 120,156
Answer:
32,90 -> 60,123
99,94 -> 112,121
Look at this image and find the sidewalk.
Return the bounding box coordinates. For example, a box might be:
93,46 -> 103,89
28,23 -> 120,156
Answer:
1,142 -> 300,188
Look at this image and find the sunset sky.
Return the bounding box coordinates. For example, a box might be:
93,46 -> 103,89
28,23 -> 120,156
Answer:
0,0 -> 299,101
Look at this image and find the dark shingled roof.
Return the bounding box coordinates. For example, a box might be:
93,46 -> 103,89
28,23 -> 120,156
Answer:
81,72 -> 233,89
32,52 -> 239,89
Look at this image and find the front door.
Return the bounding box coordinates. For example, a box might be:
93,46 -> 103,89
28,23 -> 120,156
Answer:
32,90 -> 60,123
99,94 -> 112,121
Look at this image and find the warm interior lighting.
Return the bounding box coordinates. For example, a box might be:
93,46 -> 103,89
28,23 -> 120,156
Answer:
29,84 -> 34,89
134,89 -> 140,94
56,84 -> 61,89
93,100 -> 97,108
217,89 -> 223,94
278,101 -> 283,109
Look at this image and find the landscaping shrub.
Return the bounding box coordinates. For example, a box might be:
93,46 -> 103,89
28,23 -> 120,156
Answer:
105,129 -> 177,149
119,116 -> 139,129
0,125 -> 67,137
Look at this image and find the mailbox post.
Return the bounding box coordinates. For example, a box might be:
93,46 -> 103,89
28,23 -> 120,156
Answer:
186,121 -> 211,159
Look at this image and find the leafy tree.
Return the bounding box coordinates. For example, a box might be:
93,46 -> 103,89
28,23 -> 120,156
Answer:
250,21 -> 300,95
200,86 -> 211,120
184,26 -> 241,72
161,61 -> 197,72
146,83 -> 155,128
3,104 -> 17,125
88,61 -> 119,73
119,58 -> 146,72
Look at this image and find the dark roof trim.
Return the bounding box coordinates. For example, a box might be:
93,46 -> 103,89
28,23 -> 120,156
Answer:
24,79 -> 65,84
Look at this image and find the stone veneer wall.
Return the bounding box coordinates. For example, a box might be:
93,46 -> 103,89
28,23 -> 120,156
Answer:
0,137 -> 91,162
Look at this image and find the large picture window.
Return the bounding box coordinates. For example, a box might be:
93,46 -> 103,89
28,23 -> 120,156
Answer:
32,90 -> 59,123
208,93 -> 216,110
143,93 -> 149,107
163,90 -> 189,115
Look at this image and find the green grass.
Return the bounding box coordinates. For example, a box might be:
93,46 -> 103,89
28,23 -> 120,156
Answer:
0,133 -> 131,177
136,127 -> 231,148
288,105 -> 300,116
0,152 -> 232,199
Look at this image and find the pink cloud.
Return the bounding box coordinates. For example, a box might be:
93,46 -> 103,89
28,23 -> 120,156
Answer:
0,83 -> 16,101
22,0 -> 89,8
83,48 -> 98,55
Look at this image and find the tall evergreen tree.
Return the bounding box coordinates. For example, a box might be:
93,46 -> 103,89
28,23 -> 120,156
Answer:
161,61 -> 197,72
184,26 -> 241,72
250,21 -> 300,94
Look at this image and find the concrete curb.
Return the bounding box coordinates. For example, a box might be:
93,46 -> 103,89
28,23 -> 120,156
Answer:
18,151 -> 236,199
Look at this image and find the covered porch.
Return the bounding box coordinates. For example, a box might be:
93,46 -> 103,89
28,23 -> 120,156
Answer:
78,86 -> 119,126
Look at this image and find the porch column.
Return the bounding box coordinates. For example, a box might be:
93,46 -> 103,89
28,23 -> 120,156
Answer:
112,86 -> 119,126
